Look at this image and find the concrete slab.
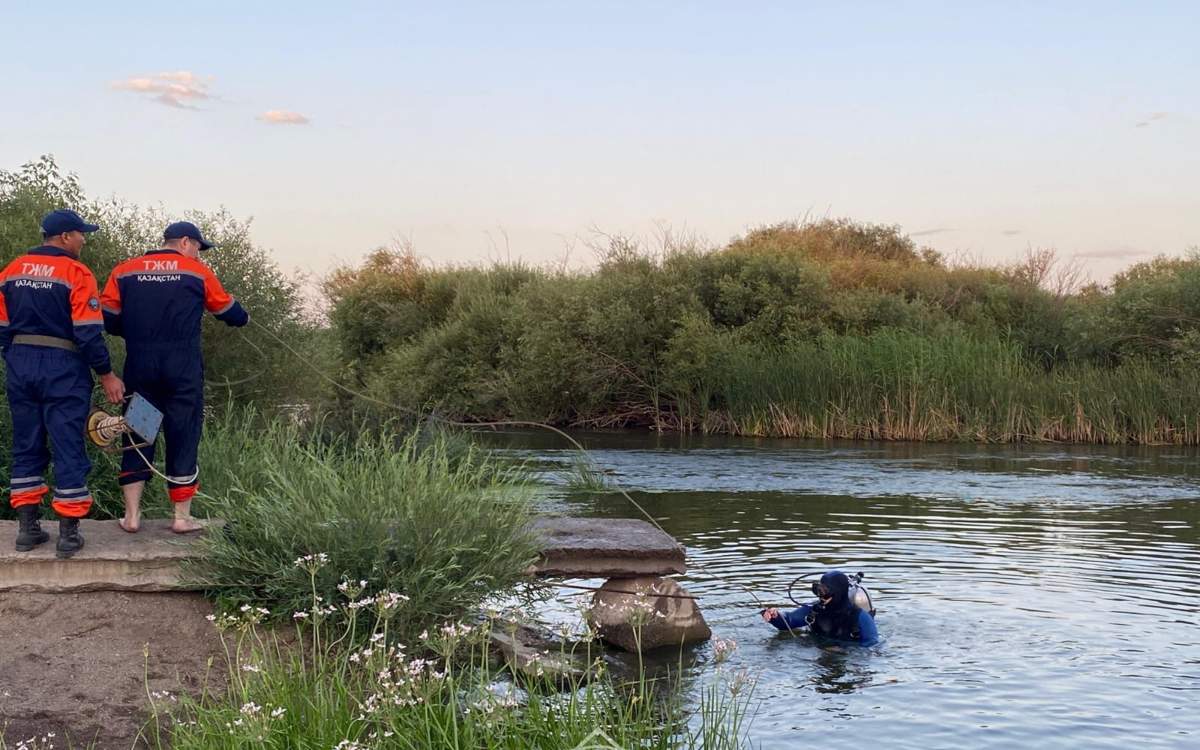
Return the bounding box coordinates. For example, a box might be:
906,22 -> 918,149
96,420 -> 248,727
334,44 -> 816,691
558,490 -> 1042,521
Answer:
1,516 -> 685,592
0,519 -> 211,592
527,517 -> 686,578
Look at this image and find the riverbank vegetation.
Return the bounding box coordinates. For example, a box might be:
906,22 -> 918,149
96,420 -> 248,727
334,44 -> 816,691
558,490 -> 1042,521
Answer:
6,154 -> 1200,451
326,222 -> 1200,444
147,560 -> 749,750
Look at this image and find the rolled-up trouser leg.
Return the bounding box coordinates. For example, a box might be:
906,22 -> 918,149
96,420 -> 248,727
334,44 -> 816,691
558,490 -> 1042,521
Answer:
5,352 -> 50,509
118,431 -> 156,485
163,384 -> 203,503
118,366 -> 157,486
44,354 -> 95,518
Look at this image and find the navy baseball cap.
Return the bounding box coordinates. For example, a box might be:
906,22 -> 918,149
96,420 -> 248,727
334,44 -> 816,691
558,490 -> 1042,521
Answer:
41,209 -> 100,237
163,221 -> 216,251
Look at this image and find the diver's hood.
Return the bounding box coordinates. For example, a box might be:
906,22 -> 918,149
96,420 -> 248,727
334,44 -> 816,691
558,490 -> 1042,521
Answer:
818,570 -> 853,610
801,569 -> 877,619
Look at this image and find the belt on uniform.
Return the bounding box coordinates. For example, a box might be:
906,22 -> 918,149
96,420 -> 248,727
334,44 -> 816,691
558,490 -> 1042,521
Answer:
11,334 -> 78,352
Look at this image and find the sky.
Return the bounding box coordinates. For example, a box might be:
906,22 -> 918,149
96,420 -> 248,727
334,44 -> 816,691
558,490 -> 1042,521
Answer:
2,1 -> 1197,282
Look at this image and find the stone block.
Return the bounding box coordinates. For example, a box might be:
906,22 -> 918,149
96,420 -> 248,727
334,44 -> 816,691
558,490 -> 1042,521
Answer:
588,575 -> 710,652
528,517 -> 686,578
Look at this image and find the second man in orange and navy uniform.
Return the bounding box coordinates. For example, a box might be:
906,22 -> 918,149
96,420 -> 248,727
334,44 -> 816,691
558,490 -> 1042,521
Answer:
100,221 -> 248,533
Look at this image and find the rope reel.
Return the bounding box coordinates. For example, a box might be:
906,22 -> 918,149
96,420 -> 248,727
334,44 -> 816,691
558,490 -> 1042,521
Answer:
84,392 -> 164,452
85,410 -> 127,448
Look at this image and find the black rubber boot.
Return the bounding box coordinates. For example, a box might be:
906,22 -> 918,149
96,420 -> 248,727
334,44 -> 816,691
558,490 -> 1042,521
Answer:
56,517 -> 85,559
14,505 -> 50,552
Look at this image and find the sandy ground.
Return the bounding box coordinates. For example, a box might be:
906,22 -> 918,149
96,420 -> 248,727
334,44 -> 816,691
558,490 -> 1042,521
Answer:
0,592 -> 224,749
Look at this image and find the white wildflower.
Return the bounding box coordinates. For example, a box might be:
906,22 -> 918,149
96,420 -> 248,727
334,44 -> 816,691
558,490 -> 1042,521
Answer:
293,552 -> 330,571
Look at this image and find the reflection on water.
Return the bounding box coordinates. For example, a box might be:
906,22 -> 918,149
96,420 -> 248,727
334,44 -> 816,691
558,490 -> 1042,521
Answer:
486,431 -> 1200,749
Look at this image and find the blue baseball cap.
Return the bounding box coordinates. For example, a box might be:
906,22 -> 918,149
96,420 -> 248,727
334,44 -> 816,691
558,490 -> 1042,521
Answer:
41,209 -> 100,237
163,221 -> 216,251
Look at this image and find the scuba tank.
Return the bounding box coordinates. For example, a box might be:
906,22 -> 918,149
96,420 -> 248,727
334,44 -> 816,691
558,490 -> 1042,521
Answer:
848,572 -> 876,618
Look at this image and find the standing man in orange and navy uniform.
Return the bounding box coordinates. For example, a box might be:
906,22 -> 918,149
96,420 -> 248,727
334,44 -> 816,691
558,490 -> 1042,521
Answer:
100,221 -> 247,534
1,209 -> 125,557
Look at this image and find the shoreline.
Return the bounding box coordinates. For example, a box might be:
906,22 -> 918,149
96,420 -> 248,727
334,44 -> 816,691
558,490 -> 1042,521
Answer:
461,414 -> 1200,447
0,591 -> 221,749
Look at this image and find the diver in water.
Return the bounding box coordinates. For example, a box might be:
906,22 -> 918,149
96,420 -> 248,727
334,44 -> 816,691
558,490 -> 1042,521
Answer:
761,570 -> 879,645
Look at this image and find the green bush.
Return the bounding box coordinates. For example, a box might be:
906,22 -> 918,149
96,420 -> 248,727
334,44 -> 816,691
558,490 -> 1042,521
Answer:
186,411 -> 539,643
1070,251 -> 1200,364
323,222 -> 1200,443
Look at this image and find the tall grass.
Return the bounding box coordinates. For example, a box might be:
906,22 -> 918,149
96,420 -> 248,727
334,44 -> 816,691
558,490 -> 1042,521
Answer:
182,410 -> 539,643
701,330 -> 1200,444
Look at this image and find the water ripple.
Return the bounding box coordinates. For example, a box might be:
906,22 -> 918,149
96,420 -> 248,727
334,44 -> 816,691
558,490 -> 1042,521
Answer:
505,435 -> 1200,749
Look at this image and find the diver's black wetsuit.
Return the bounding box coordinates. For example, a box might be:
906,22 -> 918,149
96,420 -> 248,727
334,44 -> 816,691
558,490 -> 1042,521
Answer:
766,570 -> 879,645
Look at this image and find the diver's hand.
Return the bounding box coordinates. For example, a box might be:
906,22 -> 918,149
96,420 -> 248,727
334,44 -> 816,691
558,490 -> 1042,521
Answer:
761,607 -> 781,623
100,372 -> 125,404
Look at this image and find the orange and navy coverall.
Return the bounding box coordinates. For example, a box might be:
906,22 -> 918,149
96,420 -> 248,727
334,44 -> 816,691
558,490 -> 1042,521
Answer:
100,249 -> 247,502
0,246 -> 113,518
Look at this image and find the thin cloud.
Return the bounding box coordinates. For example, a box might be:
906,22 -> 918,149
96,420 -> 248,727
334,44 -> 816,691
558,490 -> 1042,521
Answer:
112,71 -> 213,109
1072,246 -> 1152,260
1001,229 -> 1022,236
258,110 -> 311,125
1135,111 -> 1170,128
910,227 -> 954,237
153,93 -> 193,109
158,71 -> 203,85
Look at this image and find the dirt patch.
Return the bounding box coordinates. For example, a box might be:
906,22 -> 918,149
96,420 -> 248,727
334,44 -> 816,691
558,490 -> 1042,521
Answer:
0,591 -> 224,749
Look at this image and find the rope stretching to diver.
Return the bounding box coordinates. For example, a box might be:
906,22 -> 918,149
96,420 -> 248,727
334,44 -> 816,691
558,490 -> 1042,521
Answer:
107,317 -> 779,615
243,318 -> 773,612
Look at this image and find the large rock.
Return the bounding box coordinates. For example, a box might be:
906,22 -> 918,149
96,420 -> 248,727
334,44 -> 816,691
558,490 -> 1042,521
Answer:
588,576 -> 710,652
528,517 -> 686,578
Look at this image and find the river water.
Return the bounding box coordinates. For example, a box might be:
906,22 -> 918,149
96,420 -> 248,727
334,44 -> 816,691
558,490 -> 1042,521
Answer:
490,431 -> 1199,749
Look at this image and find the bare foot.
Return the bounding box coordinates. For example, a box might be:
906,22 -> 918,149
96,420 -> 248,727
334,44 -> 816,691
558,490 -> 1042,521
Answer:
121,487 -> 142,535
171,517 -> 206,534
